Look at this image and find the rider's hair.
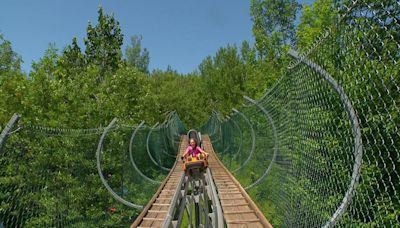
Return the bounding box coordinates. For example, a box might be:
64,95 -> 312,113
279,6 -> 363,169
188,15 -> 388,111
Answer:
189,138 -> 198,148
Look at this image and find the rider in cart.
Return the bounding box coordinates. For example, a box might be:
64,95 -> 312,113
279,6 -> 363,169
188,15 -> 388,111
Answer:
182,138 -> 208,160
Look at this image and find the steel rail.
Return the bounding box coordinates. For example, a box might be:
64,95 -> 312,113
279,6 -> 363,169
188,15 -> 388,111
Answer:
131,136 -> 185,228
203,135 -> 272,227
206,168 -> 224,228
162,173 -> 186,227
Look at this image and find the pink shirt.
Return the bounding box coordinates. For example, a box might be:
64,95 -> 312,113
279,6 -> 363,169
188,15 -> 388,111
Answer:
185,146 -> 202,157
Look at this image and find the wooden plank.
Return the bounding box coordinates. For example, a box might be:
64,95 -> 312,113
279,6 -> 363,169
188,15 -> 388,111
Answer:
202,135 -> 273,228
152,203 -> 170,206
223,210 -> 255,214
143,218 -> 165,221
148,210 -> 168,213
220,196 -> 245,200
226,218 -> 260,223
133,134 -> 272,228
131,136 -> 188,228
221,202 -> 249,207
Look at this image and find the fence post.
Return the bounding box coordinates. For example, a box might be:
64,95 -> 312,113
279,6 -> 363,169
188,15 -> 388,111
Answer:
0,113 -> 20,152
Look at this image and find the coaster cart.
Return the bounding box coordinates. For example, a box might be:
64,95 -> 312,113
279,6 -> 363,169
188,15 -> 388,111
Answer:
175,130 -> 213,227
181,129 -> 208,177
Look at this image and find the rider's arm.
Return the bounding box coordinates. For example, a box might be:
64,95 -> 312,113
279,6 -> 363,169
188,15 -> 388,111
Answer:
198,147 -> 208,155
182,147 -> 190,157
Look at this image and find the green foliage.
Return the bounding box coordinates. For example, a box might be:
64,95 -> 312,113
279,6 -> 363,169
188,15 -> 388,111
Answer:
57,37 -> 86,78
199,44 -> 246,115
84,7 -> 123,76
204,0 -> 400,227
125,35 -> 150,73
0,72 -> 27,124
0,34 -> 22,74
250,0 -> 300,60
146,70 -> 207,127
296,0 -> 336,51
0,2 -> 294,225
3,0 -> 398,227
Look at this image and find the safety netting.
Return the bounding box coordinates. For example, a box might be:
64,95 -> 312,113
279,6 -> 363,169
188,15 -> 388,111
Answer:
0,112 -> 185,227
202,0 -> 399,226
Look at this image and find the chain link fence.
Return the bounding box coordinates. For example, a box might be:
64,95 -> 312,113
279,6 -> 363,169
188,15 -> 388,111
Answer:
0,112 -> 185,227
203,0 -> 399,226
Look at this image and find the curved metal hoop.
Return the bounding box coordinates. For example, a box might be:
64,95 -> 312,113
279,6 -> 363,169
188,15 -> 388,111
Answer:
243,96 -> 278,190
160,126 -> 178,158
129,121 -> 162,184
207,112 -> 221,139
230,117 -> 243,160
288,49 -> 363,227
96,118 -> 143,209
232,108 -> 256,173
146,123 -> 171,171
220,123 -> 231,155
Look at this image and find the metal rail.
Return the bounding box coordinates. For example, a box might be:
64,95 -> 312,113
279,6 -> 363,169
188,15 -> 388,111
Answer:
206,168 -> 224,228
162,167 -> 224,228
161,172 -> 186,227
203,135 -> 272,227
133,135 -> 272,228
204,135 -> 272,227
132,136 -> 187,227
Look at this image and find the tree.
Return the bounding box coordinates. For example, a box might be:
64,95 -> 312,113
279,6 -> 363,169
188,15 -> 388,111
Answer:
125,35 -> 150,73
84,7 -> 123,76
0,34 -> 26,123
57,37 -> 86,79
27,44 -> 59,122
0,34 -> 22,74
296,0 -> 336,51
199,45 -> 247,115
250,0 -> 300,60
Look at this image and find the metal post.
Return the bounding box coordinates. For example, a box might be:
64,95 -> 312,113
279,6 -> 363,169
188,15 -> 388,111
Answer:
0,113 -> 20,152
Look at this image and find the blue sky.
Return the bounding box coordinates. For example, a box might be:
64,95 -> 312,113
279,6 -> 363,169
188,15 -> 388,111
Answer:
0,0 -> 314,74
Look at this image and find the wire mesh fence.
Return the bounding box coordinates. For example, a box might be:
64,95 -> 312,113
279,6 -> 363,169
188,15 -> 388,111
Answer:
202,0 -> 399,226
0,112 -> 185,227
0,0 -> 398,227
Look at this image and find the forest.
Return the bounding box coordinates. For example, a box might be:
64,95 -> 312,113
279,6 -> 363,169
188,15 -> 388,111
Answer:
1,0 -> 399,227
0,0 -> 331,129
